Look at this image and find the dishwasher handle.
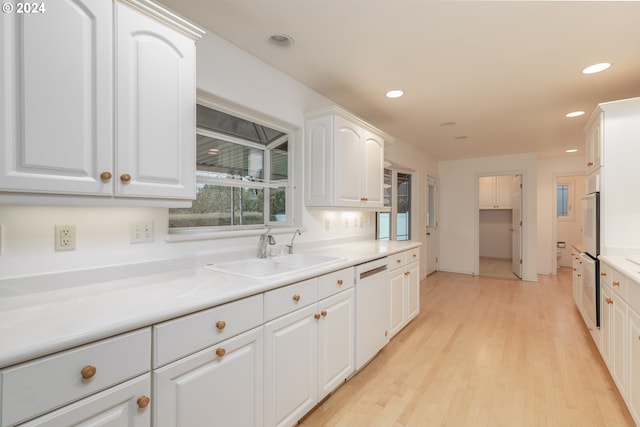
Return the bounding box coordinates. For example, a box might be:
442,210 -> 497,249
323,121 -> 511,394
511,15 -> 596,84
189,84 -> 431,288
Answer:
359,265 -> 388,280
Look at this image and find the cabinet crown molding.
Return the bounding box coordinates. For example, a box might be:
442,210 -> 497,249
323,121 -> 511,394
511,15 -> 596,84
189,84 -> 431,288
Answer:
118,0 -> 205,40
305,106 -> 393,144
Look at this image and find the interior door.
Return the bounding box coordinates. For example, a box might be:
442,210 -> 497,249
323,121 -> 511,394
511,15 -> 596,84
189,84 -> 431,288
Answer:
511,175 -> 523,278
426,176 -> 438,275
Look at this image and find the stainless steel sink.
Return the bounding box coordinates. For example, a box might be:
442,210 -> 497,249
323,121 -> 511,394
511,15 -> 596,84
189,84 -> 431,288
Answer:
205,254 -> 345,280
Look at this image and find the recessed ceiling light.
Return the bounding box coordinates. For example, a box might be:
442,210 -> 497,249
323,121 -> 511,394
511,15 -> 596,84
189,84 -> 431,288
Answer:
386,90 -> 404,99
566,111 -> 585,118
454,136 -> 468,141
582,62 -> 611,74
440,122 -> 457,127
566,149 -> 578,153
268,34 -> 294,48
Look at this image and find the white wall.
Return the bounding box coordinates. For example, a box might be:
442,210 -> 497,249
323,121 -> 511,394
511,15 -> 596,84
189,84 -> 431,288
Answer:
556,176 -> 585,267
0,31 -> 377,280
438,153 -> 538,281
479,210 -> 513,259
536,155 -> 585,274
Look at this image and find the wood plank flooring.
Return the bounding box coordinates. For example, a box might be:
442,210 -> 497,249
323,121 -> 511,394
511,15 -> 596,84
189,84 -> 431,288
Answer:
300,268 -> 635,427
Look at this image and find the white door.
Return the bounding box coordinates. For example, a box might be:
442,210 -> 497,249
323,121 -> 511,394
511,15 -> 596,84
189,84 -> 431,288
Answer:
0,0 -> 113,195
115,2 -> 196,200
511,175 -> 523,278
426,176 -> 438,275
333,116 -> 362,207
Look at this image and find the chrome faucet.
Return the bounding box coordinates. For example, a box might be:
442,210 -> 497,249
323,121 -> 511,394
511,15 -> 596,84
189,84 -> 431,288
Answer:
286,229 -> 302,254
257,228 -> 275,258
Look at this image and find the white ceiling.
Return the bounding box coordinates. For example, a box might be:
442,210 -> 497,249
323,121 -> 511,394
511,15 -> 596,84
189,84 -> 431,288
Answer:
158,0 -> 640,161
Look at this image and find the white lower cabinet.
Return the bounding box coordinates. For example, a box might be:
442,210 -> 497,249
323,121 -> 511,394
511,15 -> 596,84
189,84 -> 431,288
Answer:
19,374 -> 151,427
388,249 -> 420,339
264,272 -> 355,427
153,326 -> 264,427
627,306 -> 640,425
0,328 -> 151,427
600,283 -> 627,394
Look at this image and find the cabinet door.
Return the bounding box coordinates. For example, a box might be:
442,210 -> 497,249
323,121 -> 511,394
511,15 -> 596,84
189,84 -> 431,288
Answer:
628,307 -> 640,426
318,289 -> 354,400
601,285 -> 612,368
264,304 -> 318,427
495,175 -> 512,208
586,113 -> 603,174
154,327 -> 263,427
115,2 -> 196,200
478,177 -> 495,209
0,0 -> 113,195
333,116 -> 363,207
388,268 -> 406,338
21,374 -> 150,427
610,294 -> 628,395
362,131 -> 384,207
405,261 -> 420,322
304,116 -> 333,206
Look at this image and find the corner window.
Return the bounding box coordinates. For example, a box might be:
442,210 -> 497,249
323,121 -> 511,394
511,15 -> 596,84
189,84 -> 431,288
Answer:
169,104 -> 290,231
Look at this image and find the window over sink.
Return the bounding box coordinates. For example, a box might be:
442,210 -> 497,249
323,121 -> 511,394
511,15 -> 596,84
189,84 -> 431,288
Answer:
169,103 -> 291,231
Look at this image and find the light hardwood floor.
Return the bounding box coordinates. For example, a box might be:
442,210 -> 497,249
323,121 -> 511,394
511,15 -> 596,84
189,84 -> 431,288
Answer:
479,257 -> 517,280
300,269 -> 635,427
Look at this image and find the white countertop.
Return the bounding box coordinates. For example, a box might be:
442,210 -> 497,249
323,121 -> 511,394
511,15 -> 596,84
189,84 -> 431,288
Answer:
598,255 -> 640,285
0,240 -> 420,368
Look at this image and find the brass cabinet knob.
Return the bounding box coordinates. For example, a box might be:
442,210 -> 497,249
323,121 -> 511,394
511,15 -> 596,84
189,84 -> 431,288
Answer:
100,171 -> 112,182
412,254 -> 417,258
396,259 -> 401,264
337,279 -> 343,286
321,310 -> 327,317
314,313 -> 321,320
601,272 -> 607,277
588,161 -> 594,166
137,396 -> 150,409
612,281 -> 620,287
292,294 -> 301,302
216,320 -> 226,330
216,348 -> 226,358
81,365 -> 96,380
606,297 -> 613,305
120,173 -> 132,183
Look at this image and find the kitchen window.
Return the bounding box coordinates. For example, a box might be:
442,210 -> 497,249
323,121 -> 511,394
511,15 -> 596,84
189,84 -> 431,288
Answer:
169,104 -> 290,231
377,168 -> 412,241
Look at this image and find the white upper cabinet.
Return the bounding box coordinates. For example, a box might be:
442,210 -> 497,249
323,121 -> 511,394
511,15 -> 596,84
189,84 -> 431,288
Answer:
478,175 -> 512,209
0,0 -> 113,196
0,0 -> 203,204
585,111 -> 603,175
305,109 -> 385,208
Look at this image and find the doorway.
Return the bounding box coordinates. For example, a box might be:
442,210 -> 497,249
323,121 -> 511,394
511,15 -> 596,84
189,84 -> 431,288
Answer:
425,176 -> 438,275
477,174 -> 522,280
555,175 -> 586,272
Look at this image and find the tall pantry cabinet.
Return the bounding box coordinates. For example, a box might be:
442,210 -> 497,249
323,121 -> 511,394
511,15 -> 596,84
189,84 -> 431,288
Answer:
0,0 -> 204,204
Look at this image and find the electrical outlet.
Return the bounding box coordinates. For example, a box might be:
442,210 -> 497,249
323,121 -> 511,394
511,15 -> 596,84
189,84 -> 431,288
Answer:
130,222 -> 154,244
55,225 -> 76,251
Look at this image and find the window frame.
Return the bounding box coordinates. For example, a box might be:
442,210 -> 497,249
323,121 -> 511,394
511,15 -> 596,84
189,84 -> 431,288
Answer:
168,100 -> 294,235
376,167 -> 413,241
556,178 -> 575,222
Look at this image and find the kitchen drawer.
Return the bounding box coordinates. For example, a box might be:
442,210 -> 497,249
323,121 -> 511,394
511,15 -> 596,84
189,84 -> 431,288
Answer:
319,267 -> 354,300
153,294 -> 263,368
0,328 -> 150,427
406,248 -> 420,263
601,263 -> 629,301
264,278 -> 318,322
388,252 -> 407,270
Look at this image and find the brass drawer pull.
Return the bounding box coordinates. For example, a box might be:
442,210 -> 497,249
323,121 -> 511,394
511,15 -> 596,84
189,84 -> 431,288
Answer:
314,313 -> 321,320
216,348 -> 226,358
100,171 -> 112,182
612,281 -> 620,287
120,173 -> 132,183
216,320 -> 226,330
321,310 -> 327,317
292,294 -> 301,302
337,279 -> 343,286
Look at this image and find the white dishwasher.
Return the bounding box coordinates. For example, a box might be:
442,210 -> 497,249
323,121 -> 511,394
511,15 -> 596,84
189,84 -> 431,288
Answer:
354,257 -> 390,370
